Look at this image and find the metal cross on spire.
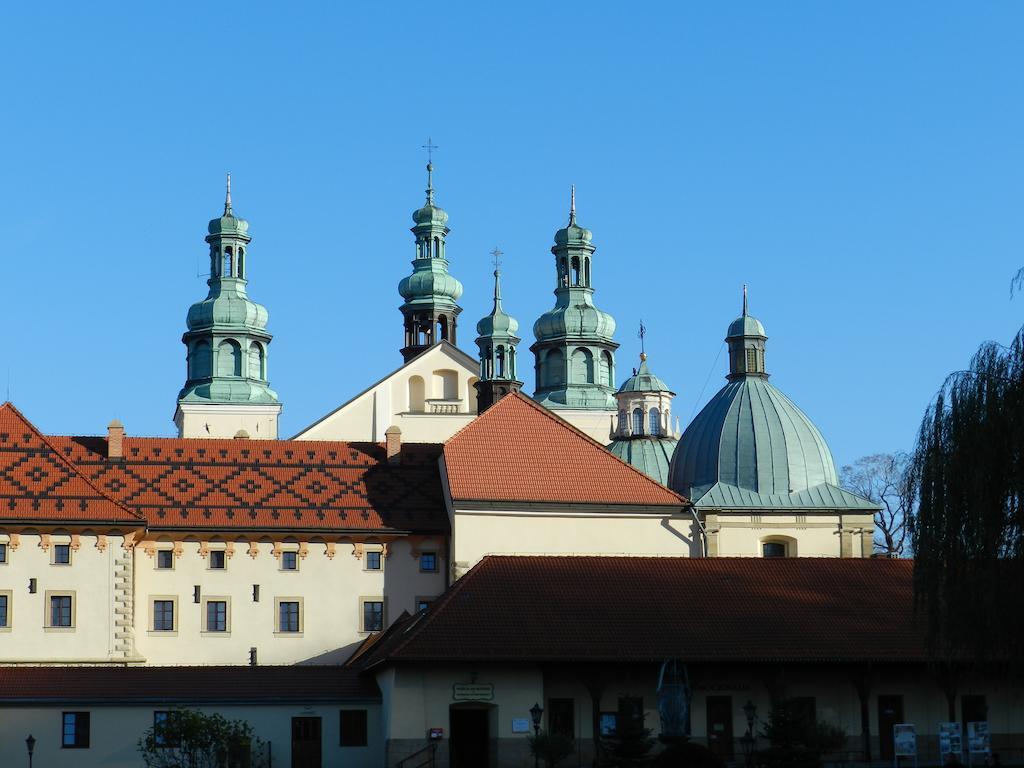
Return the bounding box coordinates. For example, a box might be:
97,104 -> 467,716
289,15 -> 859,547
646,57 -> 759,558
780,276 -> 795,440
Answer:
422,138 -> 438,204
742,283 -> 748,316
569,184 -> 577,226
490,246 -> 503,271
638,319 -> 647,358
224,172 -> 233,216
422,137 -> 439,165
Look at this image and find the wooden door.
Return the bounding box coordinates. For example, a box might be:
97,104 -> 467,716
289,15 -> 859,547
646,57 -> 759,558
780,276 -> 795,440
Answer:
706,696 -> 734,759
878,695 -> 904,761
291,716 -> 322,768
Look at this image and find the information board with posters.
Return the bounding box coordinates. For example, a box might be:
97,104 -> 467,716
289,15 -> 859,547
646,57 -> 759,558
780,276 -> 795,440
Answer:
967,721 -> 991,754
939,722 -> 963,756
894,724 -> 917,757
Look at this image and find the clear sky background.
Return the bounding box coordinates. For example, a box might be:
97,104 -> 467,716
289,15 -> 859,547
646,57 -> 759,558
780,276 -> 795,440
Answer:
1,2 -> 1021,469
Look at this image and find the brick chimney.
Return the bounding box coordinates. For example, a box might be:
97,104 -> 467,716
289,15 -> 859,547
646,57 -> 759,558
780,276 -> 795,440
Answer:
107,419 -> 124,461
385,425 -> 402,465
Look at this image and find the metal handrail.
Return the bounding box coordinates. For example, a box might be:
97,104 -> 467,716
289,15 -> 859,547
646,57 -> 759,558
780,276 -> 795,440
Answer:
396,741 -> 437,768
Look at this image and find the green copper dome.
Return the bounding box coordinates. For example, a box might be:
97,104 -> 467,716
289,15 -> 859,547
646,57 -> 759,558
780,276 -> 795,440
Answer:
617,355 -> 673,395
670,300 -> 837,501
609,436 -> 679,486
398,261 -> 464,304
476,269 -> 518,337
187,286 -> 269,330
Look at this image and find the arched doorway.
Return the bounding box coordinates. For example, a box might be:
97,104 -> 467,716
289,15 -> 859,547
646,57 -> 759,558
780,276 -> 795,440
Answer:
449,703 -> 494,768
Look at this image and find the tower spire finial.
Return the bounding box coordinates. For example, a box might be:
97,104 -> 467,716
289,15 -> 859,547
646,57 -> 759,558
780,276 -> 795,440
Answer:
491,247 -> 504,305
742,283 -> 748,316
422,137 -> 438,205
638,319 -> 647,361
569,184 -> 576,226
224,172 -> 233,216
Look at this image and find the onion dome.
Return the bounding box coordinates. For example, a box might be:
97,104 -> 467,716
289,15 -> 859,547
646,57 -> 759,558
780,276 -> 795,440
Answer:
669,291 -> 839,501
186,292 -> 269,331
476,269 -> 519,337
398,264 -> 464,303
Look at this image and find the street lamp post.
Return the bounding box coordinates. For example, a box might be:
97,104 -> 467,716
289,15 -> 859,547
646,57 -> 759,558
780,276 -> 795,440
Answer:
529,702 -> 544,768
741,701 -> 757,767
25,734 -> 36,768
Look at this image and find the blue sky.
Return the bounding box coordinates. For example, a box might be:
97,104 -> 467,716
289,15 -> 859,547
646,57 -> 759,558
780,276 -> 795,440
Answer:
0,2 -> 1021,468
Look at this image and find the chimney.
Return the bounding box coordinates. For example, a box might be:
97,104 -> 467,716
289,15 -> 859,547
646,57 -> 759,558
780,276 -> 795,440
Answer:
107,419 -> 124,460
385,425 -> 402,465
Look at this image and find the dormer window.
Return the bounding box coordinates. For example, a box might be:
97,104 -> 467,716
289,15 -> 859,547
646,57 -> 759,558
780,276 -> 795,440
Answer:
746,348 -> 758,373
649,407 -> 661,436
632,408 -> 644,435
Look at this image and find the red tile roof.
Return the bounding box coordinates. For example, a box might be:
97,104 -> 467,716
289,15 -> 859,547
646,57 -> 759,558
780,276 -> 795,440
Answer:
354,556 -> 924,665
0,665 -> 379,704
0,403 -> 142,524
443,393 -> 685,507
51,435 -> 447,532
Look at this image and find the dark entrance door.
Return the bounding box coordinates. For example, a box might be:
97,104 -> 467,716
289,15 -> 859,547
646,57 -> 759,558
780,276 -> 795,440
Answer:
450,707 -> 489,768
706,696 -> 734,759
291,716 -> 322,768
878,695 -> 904,761
548,698 -> 575,739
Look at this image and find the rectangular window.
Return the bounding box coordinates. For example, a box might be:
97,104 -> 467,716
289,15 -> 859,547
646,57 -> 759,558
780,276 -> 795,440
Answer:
50,595 -> 73,627
420,552 -> 438,573
153,600 -> 175,632
0,542 -> 7,563
209,550 -> 226,570
365,551 -> 382,571
153,711 -> 181,748
0,593 -> 9,628
53,544 -> 71,565
362,600 -> 384,632
156,550 -> 174,569
62,711 -> 90,748
340,709 -> 368,747
205,600 -> 228,632
281,551 -> 298,571
278,600 -> 300,632
416,598 -> 432,612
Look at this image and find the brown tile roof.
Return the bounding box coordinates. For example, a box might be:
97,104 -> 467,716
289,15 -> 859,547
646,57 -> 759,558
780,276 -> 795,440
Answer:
0,403 -> 142,524
443,393 -> 685,507
354,556 -> 924,666
0,665 -> 379,704
50,435 -> 447,533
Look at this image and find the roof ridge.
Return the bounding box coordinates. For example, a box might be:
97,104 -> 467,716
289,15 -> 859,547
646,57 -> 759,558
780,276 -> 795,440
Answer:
0,403 -> 145,523
447,393 -> 688,504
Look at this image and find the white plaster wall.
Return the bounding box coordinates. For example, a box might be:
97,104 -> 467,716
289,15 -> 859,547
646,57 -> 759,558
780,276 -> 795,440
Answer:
135,536 -> 447,665
0,703 -> 382,768
294,345 -> 479,443
710,513 -> 875,558
451,509 -> 697,574
176,403 -> 282,440
0,532 -> 123,663
547,408 -> 617,444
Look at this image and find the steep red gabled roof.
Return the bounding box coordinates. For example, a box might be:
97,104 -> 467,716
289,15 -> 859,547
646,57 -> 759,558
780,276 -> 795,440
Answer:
443,392 -> 685,506
50,435 -> 447,532
0,403 -> 142,524
354,556 -> 924,667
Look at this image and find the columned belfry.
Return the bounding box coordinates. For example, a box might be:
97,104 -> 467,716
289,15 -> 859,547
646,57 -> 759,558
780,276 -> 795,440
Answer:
174,176 -> 281,439
398,154 -> 464,362
474,248 -> 523,413
531,187 -> 619,410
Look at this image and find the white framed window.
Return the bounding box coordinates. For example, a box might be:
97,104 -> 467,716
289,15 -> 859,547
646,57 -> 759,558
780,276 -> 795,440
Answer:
208,550 -> 226,570
0,590 -> 11,630
52,543 -> 72,565
364,550 -> 383,572
155,550 -> 174,570
280,550 -> 299,571
202,597 -> 230,633
275,597 -> 303,634
0,542 -> 8,563
761,537 -> 796,558
360,597 -> 385,632
632,408 -> 644,435
62,711 -> 90,748
419,552 -> 438,573
45,591 -> 75,630
150,596 -> 177,633
649,407 -> 661,437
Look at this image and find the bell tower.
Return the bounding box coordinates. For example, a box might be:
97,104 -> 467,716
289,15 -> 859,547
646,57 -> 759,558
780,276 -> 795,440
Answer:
398,149 -> 464,363
174,175 -> 282,439
474,248 -> 523,413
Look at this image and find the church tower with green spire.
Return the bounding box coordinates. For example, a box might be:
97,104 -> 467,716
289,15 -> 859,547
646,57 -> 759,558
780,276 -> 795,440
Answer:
174,176 -> 282,439
474,249 -> 523,413
398,158 -> 464,362
531,188 -> 619,413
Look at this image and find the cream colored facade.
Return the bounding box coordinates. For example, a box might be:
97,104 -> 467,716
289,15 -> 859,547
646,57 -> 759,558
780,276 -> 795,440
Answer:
0,703 -> 382,768
704,511 -> 877,558
174,402 -> 283,440
449,504 -> 701,576
294,342 -> 479,443
0,531 -> 446,666
547,407 -> 618,445
376,662 -> 1024,768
